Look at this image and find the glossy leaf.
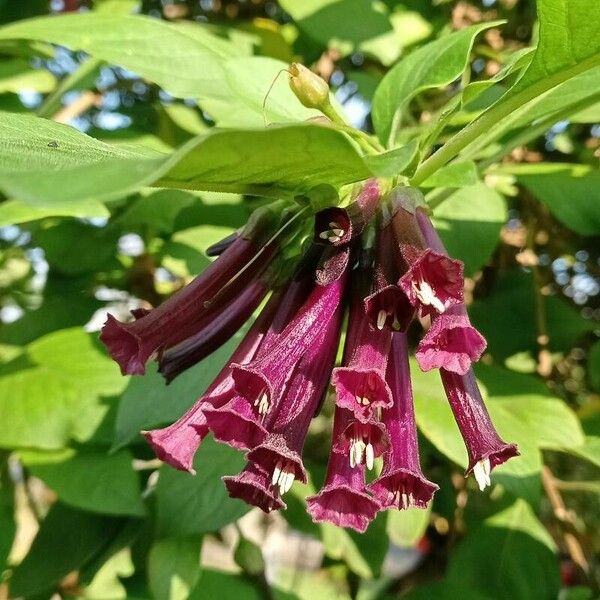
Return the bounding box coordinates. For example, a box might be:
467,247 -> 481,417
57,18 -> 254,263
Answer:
372,22 -> 500,144
20,448 -> 145,516
155,436 -> 250,536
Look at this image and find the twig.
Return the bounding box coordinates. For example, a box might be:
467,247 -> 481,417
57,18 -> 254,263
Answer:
541,466 -> 589,574
52,90 -> 101,124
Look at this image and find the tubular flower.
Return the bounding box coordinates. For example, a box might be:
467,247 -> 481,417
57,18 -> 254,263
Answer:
231,269 -> 348,422
246,301 -> 343,496
332,254 -> 393,422
143,290 -> 280,472
414,207 -> 486,375
203,278 -> 313,451
440,368 -> 520,491
314,179 -> 381,246
100,181 -> 518,532
100,205 -> 280,375
369,333 -> 438,509
386,188 -> 464,318
364,222 -> 414,332
306,407 -> 381,533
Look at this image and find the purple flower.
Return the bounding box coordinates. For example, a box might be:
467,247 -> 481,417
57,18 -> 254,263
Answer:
247,301 -> 342,495
416,305 -> 486,375
100,208 -> 278,375
314,179 -> 380,246
231,269 -> 348,422
440,368 -> 519,490
203,280 -> 312,451
332,261 -> 393,422
143,288 -> 281,472
158,276 -> 270,383
364,223 -> 414,332
386,189 -> 464,317
306,407 -> 381,533
413,207 -> 486,374
223,461 -> 287,513
369,334 -> 438,509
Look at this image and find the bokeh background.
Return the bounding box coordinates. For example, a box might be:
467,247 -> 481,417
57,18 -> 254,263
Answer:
0,1 -> 599,599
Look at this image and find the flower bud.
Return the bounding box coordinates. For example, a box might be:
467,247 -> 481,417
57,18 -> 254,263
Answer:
288,63 -> 330,110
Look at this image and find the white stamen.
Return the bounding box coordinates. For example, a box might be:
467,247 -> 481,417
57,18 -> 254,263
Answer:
332,228 -> 344,237
329,221 -> 340,228
272,460 -> 282,486
283,471 -> 295,493
413,280 -> 446,313
327,234 -> 342,243
365,443 -> 374,470
473,458 -> 492,491
377,309 -> 387,330
257,393 -> 270,416
319,231 -> 330,240
401,492 -> 409,509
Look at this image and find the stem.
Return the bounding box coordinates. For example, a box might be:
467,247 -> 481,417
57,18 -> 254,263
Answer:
410,55 -> 600,186
541,466 -> 589,574
37,56 -> 102,119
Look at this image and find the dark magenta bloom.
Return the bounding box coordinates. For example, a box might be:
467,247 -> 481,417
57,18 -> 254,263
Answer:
158,276 -> 270,383
100,236 -> 275,376
203,280 -> 312,451
314,179 -> 380,246
369,334 -> 438,509
332,260 -> 393,422
440,368 -> 519,490
416,305 -> 486,375
414,207 -> 486,374
143,288 -> 281,472
387,188 -> 464,318
231,269 -> 348,421
306,407 -> 381,533
247,301 -> 343,494
315,245 -> 350,286
223,461 -> 286,513
364,223 -> 414,332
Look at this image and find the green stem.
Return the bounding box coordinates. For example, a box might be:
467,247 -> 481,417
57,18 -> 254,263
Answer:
410,55 -> 600,186
37,56 -> 102,119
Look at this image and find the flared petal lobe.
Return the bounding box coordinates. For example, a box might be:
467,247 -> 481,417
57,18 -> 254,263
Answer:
440,369 -> 519,490
332,263 -> 393,422
369,334 -> 438,509
307,407 -> 381,532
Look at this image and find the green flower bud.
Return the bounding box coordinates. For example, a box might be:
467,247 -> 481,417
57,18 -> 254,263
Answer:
288,63 -> 330,110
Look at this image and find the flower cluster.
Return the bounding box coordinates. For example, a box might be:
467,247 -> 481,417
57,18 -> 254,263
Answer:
101,183 -> 518,533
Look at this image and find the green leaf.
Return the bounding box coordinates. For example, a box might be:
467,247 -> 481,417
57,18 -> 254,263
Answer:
0,469 -> 14,570
155,436 -> 249,536
113,325 -> 248,449
189,569 -> 262,600
386,504 -> 431,547
20,448 -> 145,517
148,537 -> 202,600
0,328 -> 126,450
474,364 -> 585,451
9,502 -> 125,598
570,436 -> 600,468
34,220 -> 119,275
0,113 -> 401,206
446,499 -> 560,600
279,0 -> 399,64
372,22 -> 501,144
0,58 -> 55,93
234,536 -> 265,576
431,182 -> 507,277
470,269 -> 594,361
0,198 -> 109,225
203,56 -> 322,127
512,164 -> 600,236
0,13 -> 237,99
